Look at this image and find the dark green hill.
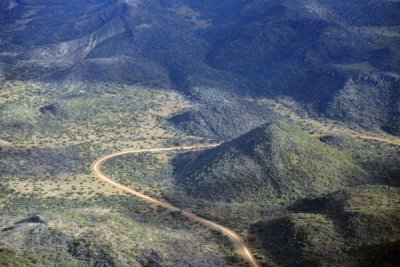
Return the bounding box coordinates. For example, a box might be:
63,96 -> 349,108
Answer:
252,185 -> 400,266
174,120 -> 366,201
168,87 -> 275,139
327,73 -> 400,135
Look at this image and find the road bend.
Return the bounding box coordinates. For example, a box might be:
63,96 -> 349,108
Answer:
92,144 -> 261,267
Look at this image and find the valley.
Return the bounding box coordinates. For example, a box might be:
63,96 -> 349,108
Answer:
1,0 -> 400,266
1,78 -> 399,266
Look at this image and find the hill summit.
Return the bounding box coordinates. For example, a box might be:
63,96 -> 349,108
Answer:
175,120 -> 365,201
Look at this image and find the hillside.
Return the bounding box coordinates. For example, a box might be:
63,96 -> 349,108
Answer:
1,0 -> 400,266
320,134 -> 400,186
252,185 -> 400,266
168,87 -> 276,140
174,120 -> 365,202
1,0 -> 399,134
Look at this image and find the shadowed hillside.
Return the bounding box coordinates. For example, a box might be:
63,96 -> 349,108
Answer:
252,185 -> 400,266
1,0 -> 399,133
1,1 -> 400,266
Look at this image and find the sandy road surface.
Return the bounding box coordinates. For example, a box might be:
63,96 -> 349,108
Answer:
91,133 -> 399,267
92,144 -> 261,267
350,134 -> 400,146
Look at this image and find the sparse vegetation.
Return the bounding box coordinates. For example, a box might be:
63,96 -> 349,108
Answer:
1,0 -> 399,265
0,81 -> 234,266
252,185 -> 400,266
173,120 -> 365,202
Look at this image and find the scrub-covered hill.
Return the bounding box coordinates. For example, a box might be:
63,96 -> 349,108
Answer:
174,120 -> 365,202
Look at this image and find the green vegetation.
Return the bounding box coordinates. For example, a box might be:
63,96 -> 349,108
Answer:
102,152 -> 174,199
1,0 -> 399,265
169,87 -> 274,140
0,81 -> 233,266
320,134 -> 400,185
1,78 -> 398,266
327,75 -> 400,135
253,185 -> 400,266
174,120 -> 365,202
0,192 -> 237,266
0,247 -> 43,267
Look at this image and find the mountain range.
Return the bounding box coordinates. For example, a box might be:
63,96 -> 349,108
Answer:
1,0 -> 400,266
1,0 -> 399,135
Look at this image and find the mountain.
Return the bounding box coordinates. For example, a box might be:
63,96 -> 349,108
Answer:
1,0 -> 399,134
252,185 -> 400,266
173,120 -> 366,202
1,1 -> 400,266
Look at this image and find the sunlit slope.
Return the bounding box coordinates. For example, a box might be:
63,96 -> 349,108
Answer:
174,120 -> 366,202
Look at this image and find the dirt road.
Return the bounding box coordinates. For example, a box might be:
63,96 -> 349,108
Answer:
92,144 -> 261,267
91,132 -> 399,267
350,133 -> 400,146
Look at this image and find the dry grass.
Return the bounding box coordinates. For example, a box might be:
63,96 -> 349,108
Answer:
0,81 -> 196,199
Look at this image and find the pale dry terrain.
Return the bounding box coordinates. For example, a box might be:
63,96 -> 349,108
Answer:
0,81 -> 198,199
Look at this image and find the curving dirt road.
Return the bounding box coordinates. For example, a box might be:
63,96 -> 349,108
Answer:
92,144 -> 261,267
91,133 -> 398,267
